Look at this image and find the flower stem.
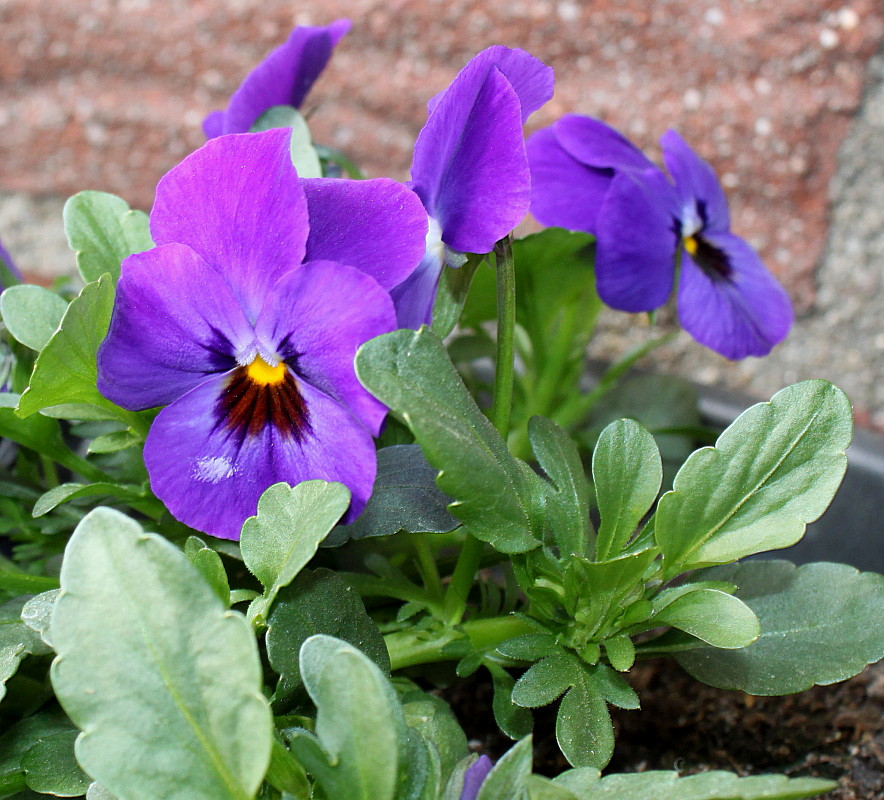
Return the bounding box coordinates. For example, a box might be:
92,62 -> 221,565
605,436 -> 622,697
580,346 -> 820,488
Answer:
412,533 -> 443,601
442,236 -> 518,625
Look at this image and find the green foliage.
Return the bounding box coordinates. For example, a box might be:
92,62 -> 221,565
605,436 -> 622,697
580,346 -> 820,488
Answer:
20,730 -> 91,796
675,561 -> 884,695
0,597 -> 52,703
0,285 -> 68,352
63,191 -> 153,283
652,588 -> 759,649
32,482 -> 149,518
184,537 -> 230,605
476,736 -> 533,800
655,381 -> 852,576
50,508 -> 272,800
251,106 -> 322,178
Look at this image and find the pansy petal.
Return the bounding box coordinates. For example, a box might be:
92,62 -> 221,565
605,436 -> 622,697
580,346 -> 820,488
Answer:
389,248 -> 446,329
144,373 -> 377,540
553,114 -> 654,173
526,127 -> 614,233
460,756 -> 494,800
0,237 -> 21,285
202,110 -> 225,139
661,129 -> 730,233
595,169 -> 678,312
254,261 -> 395,436
678,231 -> 793,359
301,177 -> 427,289
427,46 -> 554,122
412,66 -> 530,254
150,129 -> 309,322
205,20 -> 350,138
97,244 -> 255,410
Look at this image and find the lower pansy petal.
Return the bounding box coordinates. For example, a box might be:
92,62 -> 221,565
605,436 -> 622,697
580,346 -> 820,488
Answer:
97,243 -> 255,410
526,127 -> 613,233
144,373 -> 377,540
390,248 -> 446,329
254,260 -> 396,436
301,177 -> 428,290
595,169 -> 678,312
677,231 -> 793,359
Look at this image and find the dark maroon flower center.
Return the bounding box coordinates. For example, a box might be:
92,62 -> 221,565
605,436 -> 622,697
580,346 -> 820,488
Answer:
217,356 -> 310,442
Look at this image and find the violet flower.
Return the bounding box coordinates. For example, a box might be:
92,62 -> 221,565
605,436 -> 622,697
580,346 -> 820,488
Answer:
97,129 -> 427,540
460,755 -> 493,800
0,237 -> 21,289
527,116 -> 793,359
390,46 -> 554,328
203,19 -> 350,139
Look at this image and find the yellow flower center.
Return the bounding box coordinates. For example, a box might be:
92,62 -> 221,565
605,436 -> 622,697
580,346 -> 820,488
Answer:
246,355 -> 287,385
683,235 -> 699,256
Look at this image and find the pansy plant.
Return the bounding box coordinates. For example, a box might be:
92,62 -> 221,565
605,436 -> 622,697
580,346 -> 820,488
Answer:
0,20 -> 880,800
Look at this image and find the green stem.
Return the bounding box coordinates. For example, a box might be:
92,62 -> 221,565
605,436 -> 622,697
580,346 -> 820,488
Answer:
386,615 -> 534,671
412,534 -> 443,601
442,236 -> 518,625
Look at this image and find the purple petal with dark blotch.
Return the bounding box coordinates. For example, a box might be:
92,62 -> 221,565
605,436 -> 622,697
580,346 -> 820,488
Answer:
553,115 -> 654,173
526,126 -> 614,234
144,373 -> 377,540
204,20 -> 350,138
97,243 -> 255,410
426,46 -> 554,123
595,168 -> 679,312
150,129 -> 309,323
301,177 -> 428,290
254,260 -> 395,436
389,248 -> 446,329
661,129 -> 730,233
460,755 -> 494,800
412,66 -> 530,254
0,237 -> 21,286
678,231 -> 793,359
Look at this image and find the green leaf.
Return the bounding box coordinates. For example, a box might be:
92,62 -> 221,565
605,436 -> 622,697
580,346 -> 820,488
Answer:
555,671 -> 614,770
512,652 -> 579,708
87,430 -> 140,454
21,730 -> 90,797
476,736 -> 533,800
356,328 -> 541,553
50,507 -> 271,800
496,632 -> 560,662
63,191 -> 153,283
487,662 -> 533,740
329,445 -> 457,545
593,419 -> 662,560
251,106 -> 322,178
604,635 -> 635,672
0,570 -> 58,596
432,255 -> 482,339
184,537 -> 230,605
21,589 -> 60,649
0,710 -> 76,783
240,480 -> 351,621
266,568 -> 389,699
528,416 -> 593,557
0,285 -> 68,351
655,381 -> 852,574
17,276 -> 123,420
676,561 -> 884,695
400,688 -> 468,789
653,588 -> 759,649
554,768 -> 835,799
1,597 -> 52,702
86,783 -> 118,800
32,482 -> 147,517
296,635 -> 404,800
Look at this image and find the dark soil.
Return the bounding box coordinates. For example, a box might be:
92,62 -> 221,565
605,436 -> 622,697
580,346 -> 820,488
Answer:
445,659 -> 884,800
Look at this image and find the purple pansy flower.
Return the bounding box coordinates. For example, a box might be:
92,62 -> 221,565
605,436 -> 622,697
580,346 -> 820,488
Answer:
203,19 -> 350,139
390,46 -> 554,328
460,755 -> 493,800
527,116 -> 793,359
97,128 -> 427,540
0,237 -> 21,289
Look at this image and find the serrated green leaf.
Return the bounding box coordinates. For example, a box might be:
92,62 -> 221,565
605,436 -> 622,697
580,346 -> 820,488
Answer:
330,445 -> 457,544
356,328 -> 542,553
0,285 -> 68,351
528,416 -> 593,557
63,191 -> 153,283
17,276 -> 123,421
476,736 -> 533,800
676,560 -> 884,695
556,671 -> 614,769
512,652 -> 580,708
656,381 -> 852,574
50,508 -> 271,800
593,419 -> 662,560
240,480 -> 350,620
266,568 -> 389,699
32,482 -> 147,518
487,662 -> 533,740
21,730 -> 90,796
251,106 -> 322,178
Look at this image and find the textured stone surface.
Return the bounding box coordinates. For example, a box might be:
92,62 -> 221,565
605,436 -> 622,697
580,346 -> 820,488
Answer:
0,0 -> 882,420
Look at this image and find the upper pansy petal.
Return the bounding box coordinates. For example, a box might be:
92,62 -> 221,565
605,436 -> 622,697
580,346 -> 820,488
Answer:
678,231 -> 793,359
526,126 -> 614,234
150,129 -> 309,322
301,177 -> 428,289
553,115 -> 655,173
427,46 -> 554,123
144,373 -> 377,540
205,20 -> 350,138
661,129 -> 730,233
254,261 -> 396,436
595,168 -> 679,312
412,66 -> 530,254
202,110 -> 225,139
97,243 -> 254,410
